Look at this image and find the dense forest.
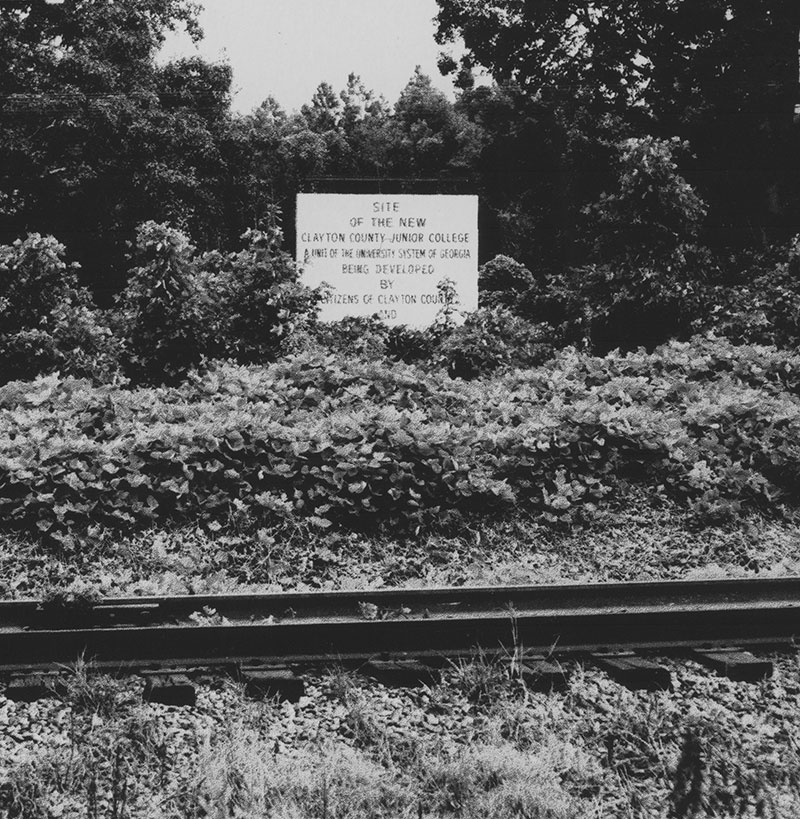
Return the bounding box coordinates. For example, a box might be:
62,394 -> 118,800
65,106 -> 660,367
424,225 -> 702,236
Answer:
3,0 -> 800,376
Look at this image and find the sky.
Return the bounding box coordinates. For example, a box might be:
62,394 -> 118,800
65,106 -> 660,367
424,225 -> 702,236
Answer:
158,0 -> 466,114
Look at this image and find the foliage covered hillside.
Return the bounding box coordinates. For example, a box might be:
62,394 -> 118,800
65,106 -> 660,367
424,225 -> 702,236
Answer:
2,336 -> 799,550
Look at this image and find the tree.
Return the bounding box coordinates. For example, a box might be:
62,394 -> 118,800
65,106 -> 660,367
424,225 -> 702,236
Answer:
0,233 -> 121,383
301,82 -> 341,133
116,221 -> 204,384
388,67 -> 480,177
541,137 -> 715,352
648,1 -> 800,243
453,80 -> 624,271
340,73 -> 389,137
435,1 -> 658,111
339,73 -> 391,176
297,75 -> 392,177
435,0 -> 800,245
0,0 -> 233,296
141,56 -> 233,245
223,96 -> 292,239
300,81 -> 354,174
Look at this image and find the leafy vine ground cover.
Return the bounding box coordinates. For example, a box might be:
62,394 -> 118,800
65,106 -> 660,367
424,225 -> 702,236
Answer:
0,334 -> 799,596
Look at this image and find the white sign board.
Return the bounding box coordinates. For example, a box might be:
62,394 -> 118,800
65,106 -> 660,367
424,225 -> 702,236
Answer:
296,193 -> 478,327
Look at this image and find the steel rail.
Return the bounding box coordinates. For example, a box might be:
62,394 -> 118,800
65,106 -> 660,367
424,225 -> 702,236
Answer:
0,577 -> 798,671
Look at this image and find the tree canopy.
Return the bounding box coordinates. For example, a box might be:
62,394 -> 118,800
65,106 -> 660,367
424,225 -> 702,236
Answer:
435,0 -> 800,244
0,0 -> 230,295
3,0 -> 799,309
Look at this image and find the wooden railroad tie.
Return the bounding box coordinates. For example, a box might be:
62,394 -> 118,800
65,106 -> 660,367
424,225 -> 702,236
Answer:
363,659 -> 441,688
240,666 -> 305,701
5,673 -> 66,702
691,648 -> 773,682
142,672 -> 196,706
518,657 -> 569,692
591,653 -> 672,691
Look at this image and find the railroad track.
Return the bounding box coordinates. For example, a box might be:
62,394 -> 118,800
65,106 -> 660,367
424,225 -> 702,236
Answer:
1,577 -> 798,702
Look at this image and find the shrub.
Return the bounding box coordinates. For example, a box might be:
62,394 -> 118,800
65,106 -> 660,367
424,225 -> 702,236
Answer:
195,225 -> 320,364
0,234 -> 122,384
584,136 -> 707,261
540,245 -> 715,352
385,323 -> 437,364
115,222 -> 205,385
478,255 -> 537,312
117,220 -> 320,384
532,137 -> 716,352
711,237 -> 800,349
303,280 -> 550,376
436,307 -> 555,379
302,317 -> 438,365
302,315 -> 391,361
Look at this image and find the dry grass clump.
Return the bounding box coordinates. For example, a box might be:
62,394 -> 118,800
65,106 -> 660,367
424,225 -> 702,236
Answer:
54,657 -> 130,719
419,743 -> 579,818
2,706 -> 167,819
448,652 -> 511,706
183,729 -> 581,819
187,738 -> 409,819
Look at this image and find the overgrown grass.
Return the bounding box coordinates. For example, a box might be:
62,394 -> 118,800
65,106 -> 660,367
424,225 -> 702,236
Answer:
0,491 -> 797,600
55,656 -> 129,718
4,656 -> 800,818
